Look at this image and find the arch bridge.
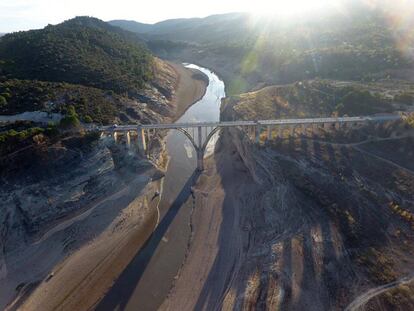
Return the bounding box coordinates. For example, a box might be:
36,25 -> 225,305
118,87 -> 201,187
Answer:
95,115 -> 401,171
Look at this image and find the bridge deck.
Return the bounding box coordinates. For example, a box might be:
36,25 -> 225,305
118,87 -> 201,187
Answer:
94,115 -> 401,132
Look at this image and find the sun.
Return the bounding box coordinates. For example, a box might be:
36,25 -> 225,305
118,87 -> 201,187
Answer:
244,0 -> 334,17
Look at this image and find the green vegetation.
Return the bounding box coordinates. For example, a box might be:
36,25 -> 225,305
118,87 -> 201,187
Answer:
0,121 -> 99,158
0,121 -> 49,156
0,127 -> 44,143
83,115 -> 93,123
0,94 -> 6,108
356,247 -> 397,284
383,284 -> 414,310
0,16 -> 163,127
336,89 -> 386,115
226,80 -> 391,120
0,79 -> 118,124
395,92 -> 414,105
59,105 -> 80,129
405,114 -> 414,128
118,6 -> 413,94
0,16 -> 153,94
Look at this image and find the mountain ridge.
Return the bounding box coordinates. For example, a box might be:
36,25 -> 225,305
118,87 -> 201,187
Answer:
0,16 -> 153,94
111,8 -> 414,94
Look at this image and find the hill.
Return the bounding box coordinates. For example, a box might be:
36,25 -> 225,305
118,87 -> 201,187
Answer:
110,13 -> 249,44
0,17 -> 153,95
112,4 -> 414,95
109,20 -> 155,34
0,17 -> 192,126
222,79 -> 414,120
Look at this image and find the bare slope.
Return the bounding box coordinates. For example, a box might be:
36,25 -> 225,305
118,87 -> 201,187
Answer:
162,120 -> 414,310
161,79 -> 414,310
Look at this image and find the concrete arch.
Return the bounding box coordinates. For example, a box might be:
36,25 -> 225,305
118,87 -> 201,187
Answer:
173,126 -> 221,154
201,126 -> 221,153
175,128 -> 198,151
172,126 -> 221,171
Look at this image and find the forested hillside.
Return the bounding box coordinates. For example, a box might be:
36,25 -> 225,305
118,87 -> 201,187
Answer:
0,17 -> 153,94
0,17 -> 182,127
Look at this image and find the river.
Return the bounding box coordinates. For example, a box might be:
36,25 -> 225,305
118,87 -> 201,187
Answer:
96,64 -> 225,311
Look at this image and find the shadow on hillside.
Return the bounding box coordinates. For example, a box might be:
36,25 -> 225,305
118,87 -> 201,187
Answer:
193,131 -> 400,310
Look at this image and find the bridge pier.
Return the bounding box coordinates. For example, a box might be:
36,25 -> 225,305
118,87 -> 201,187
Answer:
197,149 -> 204,171
147,129 -> 151,142
311,123 -> 317,135
255,126 -> 260,143
138,128 -> 147,157
198,126 -> 202,149
278,126 -> 283,138
126,131 -> 131,148
267,125 -> 272,140
249,126 -> 254,141
301,124 -> 307,136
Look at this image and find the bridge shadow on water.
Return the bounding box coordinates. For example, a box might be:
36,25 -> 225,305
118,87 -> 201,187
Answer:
95,169 -> 201,311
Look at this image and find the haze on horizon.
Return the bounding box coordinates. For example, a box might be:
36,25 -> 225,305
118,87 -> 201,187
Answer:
0,0 -> 408,33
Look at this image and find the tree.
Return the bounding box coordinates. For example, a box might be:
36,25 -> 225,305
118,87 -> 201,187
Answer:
60,114 -> 80,128
336,89 -> 380,116
395,93 -> 413,105
66,104 -> 78,117
83,115 -> 93,123
406,114 -> 414,128
60,105 -> 80,128
0,95 -> 7,108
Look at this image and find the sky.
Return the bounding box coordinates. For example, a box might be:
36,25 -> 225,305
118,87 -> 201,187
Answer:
0,0 -> 339,33
0,0 -> 412,33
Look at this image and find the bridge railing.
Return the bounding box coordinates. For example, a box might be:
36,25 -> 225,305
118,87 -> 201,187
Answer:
92,114 -> 400,132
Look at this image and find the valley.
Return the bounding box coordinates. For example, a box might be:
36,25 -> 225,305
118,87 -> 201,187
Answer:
1,2 -> 414,310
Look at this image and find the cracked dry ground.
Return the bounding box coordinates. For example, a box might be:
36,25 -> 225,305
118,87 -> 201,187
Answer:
162,127 -> 414,311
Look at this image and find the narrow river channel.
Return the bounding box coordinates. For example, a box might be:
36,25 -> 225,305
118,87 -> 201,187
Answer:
96,64 -> 225,311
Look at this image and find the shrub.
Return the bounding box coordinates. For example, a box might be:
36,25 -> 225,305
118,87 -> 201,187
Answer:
83,115 -> 93,123
0,95 -> 7,107
395,93 -> 413,105
66,105 -> 78,117
0,127 -> 44,144
405,114 -> 414,128
1,92 -> 11,99
336,89 -> 383,115
60,105 -> 80,128
60,114 -> 80,128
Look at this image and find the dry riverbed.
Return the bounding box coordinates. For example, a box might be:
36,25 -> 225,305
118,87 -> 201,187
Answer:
1,63 -> 208,311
